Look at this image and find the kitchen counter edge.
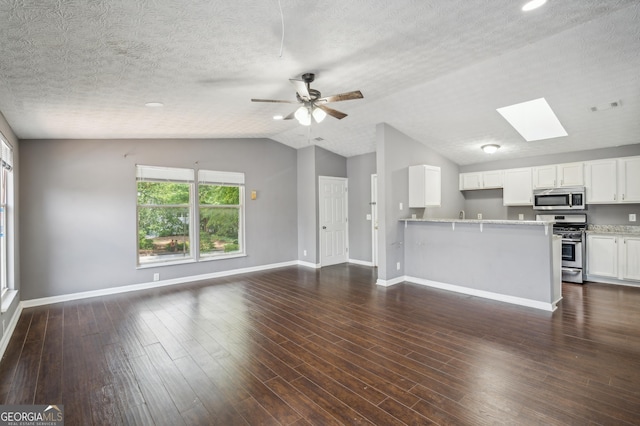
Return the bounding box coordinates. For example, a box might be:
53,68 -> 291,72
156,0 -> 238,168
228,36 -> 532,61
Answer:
401,218 -> 553,226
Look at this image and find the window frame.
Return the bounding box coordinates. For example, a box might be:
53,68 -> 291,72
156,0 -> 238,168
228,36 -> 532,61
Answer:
136,166 -> 195,267
0,134 -> 15,312
197,169 -> 246,261
136,165 -> 246,268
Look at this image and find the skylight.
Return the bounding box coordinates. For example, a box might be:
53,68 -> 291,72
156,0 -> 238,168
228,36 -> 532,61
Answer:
496,98 -> 568,142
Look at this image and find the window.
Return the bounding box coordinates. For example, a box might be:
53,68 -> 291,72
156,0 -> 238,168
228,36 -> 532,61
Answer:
0,136 -> 13,299
198,170 -> 245,258
137,166 -> 194,265
136,165 -> 245,266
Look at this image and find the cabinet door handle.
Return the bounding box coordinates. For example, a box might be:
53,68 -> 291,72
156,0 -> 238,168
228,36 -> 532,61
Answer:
614,194 -> 616,201
622,194 -> 625,201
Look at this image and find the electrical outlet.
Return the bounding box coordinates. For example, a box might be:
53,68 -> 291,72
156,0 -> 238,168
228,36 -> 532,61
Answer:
630,213 -> 637,222
396,262 -> 401,270
519,214 -> 524,220
366,214 -> 371,220
399,202 -> 403,211
303,249 -> 307,256
477,213 -> 482,220
153,273 -> 160,282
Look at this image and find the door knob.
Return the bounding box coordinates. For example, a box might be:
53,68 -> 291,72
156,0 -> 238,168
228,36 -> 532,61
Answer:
322,226 -> 327,229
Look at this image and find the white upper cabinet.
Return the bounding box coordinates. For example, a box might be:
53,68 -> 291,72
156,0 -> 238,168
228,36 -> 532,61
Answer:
585,159 -> 618,204
618,156 -> 640,203
409,165 -> 441,207
459,170 -> 503,190
503,168 -> 532,206
532,165 -> 557,189
459,172 -> 482,190
558,162 -> 584,187
482,170 -> 504,189
532,162 -> 584,189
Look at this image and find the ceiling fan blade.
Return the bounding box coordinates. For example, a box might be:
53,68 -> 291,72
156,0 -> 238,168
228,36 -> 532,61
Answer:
317,90 -> 363,103
289,79 -> 310,101
251,98 -> 295,103
316,104 -> 347,120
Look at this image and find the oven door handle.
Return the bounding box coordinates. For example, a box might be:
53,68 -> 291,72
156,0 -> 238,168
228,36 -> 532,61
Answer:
562,268 -> 582,274
562,239 -> 582,243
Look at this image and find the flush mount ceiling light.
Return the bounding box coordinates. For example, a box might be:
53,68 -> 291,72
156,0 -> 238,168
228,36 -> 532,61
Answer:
496,97 -> 568,142
522,0 -> 547,11
144,102 -> 164,107
481,144 -> 500,154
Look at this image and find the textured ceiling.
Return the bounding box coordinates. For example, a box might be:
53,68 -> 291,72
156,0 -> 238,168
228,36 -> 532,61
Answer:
0,0 -> 638,165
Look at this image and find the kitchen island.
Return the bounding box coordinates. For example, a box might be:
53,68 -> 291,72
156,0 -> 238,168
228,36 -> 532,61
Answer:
401,218 -> 562,311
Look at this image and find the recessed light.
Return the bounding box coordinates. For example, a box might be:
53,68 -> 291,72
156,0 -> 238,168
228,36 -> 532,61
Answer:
145,102 -> 164,107
481,144 -> 500,154
522,0 -> 547,12
497,98 -> 567,142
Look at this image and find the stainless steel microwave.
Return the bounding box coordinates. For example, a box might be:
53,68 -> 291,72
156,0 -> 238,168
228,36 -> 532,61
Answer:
533,187 -> 586,210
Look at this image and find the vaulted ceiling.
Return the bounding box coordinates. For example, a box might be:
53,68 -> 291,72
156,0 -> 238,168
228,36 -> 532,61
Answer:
0,0 -> 638,165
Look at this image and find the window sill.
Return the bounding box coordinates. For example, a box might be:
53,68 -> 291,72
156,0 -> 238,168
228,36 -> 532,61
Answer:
199,253 -> 247,262
137,258 -> 197,269
1,289 -> 18,313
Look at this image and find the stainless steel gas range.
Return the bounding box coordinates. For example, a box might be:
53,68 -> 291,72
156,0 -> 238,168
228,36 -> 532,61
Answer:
537,214 -> 587,284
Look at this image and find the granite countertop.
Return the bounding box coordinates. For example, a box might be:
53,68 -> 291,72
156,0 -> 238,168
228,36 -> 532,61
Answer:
586,225 -> 640,235
401,218 -> 553,226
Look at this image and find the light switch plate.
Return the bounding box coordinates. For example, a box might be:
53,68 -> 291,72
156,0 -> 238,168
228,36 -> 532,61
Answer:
399,202 -> 403,210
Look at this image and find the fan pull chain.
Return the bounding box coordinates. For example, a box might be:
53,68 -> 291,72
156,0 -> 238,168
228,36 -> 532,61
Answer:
277,0 -> 285,57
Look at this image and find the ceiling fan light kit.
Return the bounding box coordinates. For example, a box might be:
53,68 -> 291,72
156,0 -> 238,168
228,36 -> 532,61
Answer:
252,72 -> 363,126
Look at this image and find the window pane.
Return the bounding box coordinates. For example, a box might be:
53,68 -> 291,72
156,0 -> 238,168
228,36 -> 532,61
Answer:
199,207 -> 240,256
138,182 -> 190,205
138,206 -> 191,263
198,184 -> 239,205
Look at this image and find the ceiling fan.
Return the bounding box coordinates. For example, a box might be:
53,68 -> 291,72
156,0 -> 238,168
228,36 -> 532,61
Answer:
251,73 -> 363,125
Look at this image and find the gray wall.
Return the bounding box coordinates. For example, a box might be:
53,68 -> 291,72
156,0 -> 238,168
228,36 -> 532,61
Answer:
19,138 -> 298,300
0,112 -> 20,344
347,152 -> 376,263
460,143 -> 640,224
296,145 -> 347,265
376,123 -> 464,281
297,146 -> 316,263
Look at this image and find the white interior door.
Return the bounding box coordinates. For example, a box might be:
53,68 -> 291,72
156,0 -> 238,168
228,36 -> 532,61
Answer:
319,176 -> 348,267
371,174 -> 378,267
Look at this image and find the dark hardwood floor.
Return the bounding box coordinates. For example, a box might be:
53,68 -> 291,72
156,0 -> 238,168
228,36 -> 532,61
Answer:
1,264 -> 640,425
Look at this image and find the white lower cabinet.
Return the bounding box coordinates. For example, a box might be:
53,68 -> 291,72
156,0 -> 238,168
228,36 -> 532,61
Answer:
622,236 -> 640,281
587,234 -> 640,282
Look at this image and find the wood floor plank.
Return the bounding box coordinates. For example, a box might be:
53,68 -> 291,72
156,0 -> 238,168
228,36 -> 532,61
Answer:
0,265 -> 639,424
34,304 -> 64,404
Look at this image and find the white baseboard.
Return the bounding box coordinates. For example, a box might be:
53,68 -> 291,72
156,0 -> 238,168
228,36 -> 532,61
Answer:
0,302 -> 23,360
405,276 -> 558,312
298,260 -> 321,269
22,260 -> 304,308
376,275 -> 407,287
349,259 -> 374,267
